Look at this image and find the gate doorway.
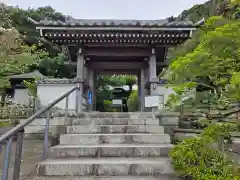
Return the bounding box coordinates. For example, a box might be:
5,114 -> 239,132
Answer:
95,74 -> 138,112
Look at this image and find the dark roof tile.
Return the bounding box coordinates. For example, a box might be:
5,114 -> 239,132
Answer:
29,17 -> 197,27
36,78 -> 79,84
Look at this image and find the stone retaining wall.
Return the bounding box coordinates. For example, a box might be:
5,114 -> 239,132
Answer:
173,128 -> 240,154
155,112 -> 180,135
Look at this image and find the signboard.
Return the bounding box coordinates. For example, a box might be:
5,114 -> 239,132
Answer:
112,99 -> 122,105
145,95 -> 164,108
88,91 -> 92,104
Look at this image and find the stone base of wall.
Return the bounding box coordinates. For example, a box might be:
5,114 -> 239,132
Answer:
20,117 -> 67,141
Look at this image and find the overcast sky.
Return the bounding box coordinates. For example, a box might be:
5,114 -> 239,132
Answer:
2,0 -> 208,20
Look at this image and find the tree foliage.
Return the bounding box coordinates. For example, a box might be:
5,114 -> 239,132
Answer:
165,0 -> 240,113
0,4 -> 72,90
170,17 -> 240,82
166,12 -> 240,109
0,27 -> 38,88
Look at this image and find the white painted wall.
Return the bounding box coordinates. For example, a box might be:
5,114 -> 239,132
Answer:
13,89 -> 30,105
37,84 -> 77,110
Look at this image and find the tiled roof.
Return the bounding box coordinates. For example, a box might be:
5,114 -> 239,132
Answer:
36,78 -> 79,84
28,17 -> 197,27
9,70 -> 45,79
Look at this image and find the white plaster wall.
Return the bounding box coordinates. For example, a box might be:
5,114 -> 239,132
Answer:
37,84 -> 76,110
13,89 -> 30,105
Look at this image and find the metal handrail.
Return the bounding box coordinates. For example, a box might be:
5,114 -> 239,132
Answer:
0,86 -> 78,143
0,86 -> 79,180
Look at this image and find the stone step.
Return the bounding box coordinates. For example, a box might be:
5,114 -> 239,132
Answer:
34,175 -> 179,180
50,144 -> 173,158
70,118 -> 159,125
59,134 -> 171,145
67,125 -> 164,134
21,117 -> 158,126
37,157 -> 174,176
80,112 -> 155,118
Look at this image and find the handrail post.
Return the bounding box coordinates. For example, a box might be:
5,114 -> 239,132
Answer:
43,111 -> 50,160
75,84 -> 79,114
13,129 -> 24,180
2,137 -> 13,180
65,95 -> 69,120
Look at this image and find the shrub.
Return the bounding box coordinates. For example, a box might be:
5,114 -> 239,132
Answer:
170,122 -> 240,180
103,100 -> 114,112
127,90 -> 138,112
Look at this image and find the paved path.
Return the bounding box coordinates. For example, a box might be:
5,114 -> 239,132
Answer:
0,140 -> 45,180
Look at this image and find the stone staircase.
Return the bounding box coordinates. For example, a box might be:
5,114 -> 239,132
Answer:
35,112 -> 178,180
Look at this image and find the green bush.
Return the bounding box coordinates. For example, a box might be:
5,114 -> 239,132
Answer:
170,122 -> 240,180
103,100 -> 114,112
127,90 -> 138,112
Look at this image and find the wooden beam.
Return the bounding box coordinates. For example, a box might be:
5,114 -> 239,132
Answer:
88,61 -> 146,70
37,26 -> 196,31
72,69 -> 139,75
83,47 -> 151,57
97,69 -> 139,75
52,41 -> 177,47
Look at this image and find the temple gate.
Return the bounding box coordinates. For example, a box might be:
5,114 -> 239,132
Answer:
28,17 -> 202,112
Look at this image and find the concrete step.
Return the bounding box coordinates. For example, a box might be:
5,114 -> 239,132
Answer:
50,144 -> 173,158
34,175 -> 179,180
37,157 -> 175,176
70,118 -> 159,125
67,125 -> 164,134
59,134 -> 171,145
82,112 -> 155,118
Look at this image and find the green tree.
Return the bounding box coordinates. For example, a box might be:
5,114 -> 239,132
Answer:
166,9 -> 240,110
0,27 -> 37,88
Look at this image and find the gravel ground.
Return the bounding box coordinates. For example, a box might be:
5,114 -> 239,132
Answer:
0,140 -> 46,180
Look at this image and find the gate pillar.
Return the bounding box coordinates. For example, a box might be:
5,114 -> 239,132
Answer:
149,48 -> 159,96
76,48 -> 84,113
